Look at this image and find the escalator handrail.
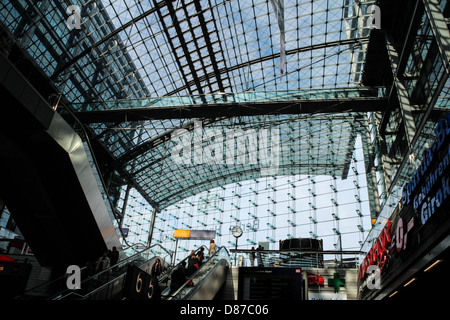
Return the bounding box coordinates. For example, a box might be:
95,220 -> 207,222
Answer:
54,245 -> 208,300
39,243 -> 169,300
57,246 -> 210,300
158,245 -> 208,284
48,243 -> 172,299
17,242 -> 143,297
55,254 -> 171,300
165,246 -> 230,300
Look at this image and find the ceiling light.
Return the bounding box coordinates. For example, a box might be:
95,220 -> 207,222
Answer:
389,291 -> 399,298
403,278 -> 416,287
424,260 -> 443,272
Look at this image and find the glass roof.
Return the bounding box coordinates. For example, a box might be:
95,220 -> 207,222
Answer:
127,113 -> 362,210
1,0 -> 375,101
0,0 -> 377,211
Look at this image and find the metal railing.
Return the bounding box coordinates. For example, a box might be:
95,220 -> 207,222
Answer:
55,245 -> 209,300
165,246 -> 231,300
14,243 -> 170,299
50,243 -> 172,300
229,249 -> 363,269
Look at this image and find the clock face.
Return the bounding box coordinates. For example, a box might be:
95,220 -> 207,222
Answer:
232,226 -> 243,238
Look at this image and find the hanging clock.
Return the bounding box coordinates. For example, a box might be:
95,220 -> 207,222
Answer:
231,225 -> 243,238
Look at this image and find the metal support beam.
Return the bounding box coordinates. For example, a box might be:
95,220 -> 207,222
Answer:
379,0 -> 423,134
381,1 -> 450,198
386,35 -> 418,151
372,112 -> 393,193
14,0 -> 51,48
387,70 -> 449,196
147,207 -> 158,247
72,96 -> 387,124
385,7 -> 450,196
164,0 -> 205,95
193,0 -> 226,92
422,0 -> 450,75
359,115 -> 381,224
119,184 -> 132,228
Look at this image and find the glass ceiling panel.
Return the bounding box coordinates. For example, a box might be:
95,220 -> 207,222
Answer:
1,0 -> 376,101
119,113 -> 361,210
0,0 -> 377,211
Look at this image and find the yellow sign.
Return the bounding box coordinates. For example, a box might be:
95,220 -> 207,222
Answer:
174,229 -> 191,239
173,229 -> 215,240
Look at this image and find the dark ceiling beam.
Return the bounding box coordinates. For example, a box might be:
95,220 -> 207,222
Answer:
164,0 -> 205,95
378,0 -> 424,134
179,0 -> 214,94
192,0 -> 226,93
72,96 -> 388,124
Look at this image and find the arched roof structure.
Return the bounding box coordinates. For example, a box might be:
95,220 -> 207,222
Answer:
1,0 -> 387,228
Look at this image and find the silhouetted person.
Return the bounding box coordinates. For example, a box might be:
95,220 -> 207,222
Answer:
196,247 -> 205,266
249,247 -> 256,266
170,261 -> 187,294
96,252 -> 111,282
96,252 -> 110,272
110,246 -> 119,267
257,245 -> 263,267
187,251 -> 199,277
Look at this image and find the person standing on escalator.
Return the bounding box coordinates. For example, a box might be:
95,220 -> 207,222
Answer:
186,250 -> 199,286
187,250 -> 198,276
151,258 -> 163,277
95,252 -> 111,282
196,247 -> 205,267
209,240 -> 217,264
110,246 -> 119,268
170,261 -> 187,294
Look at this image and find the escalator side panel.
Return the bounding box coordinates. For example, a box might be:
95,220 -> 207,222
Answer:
47,112 -> 122,251
188,259 -> 228,300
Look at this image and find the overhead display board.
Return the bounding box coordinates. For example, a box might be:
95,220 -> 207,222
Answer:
238,267 -> 302,300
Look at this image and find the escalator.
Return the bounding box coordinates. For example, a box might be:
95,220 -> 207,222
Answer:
0,51 -> 122,269
54,244 -> 174,300
121,245 -> 209,300
17,245 -> 230,300
164,246 -> 230,300
16,243 -> 170,300
51,245 -> 211,300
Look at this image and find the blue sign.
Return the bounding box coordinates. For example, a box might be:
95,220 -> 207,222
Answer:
402,114 -> 450,226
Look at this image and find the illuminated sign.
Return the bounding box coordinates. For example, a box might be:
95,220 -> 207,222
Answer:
308,273 -> 324,287
402,114 -> 450,226
394,217 -> 415,254
359,221 -> 391,280
328,273 -> 346,292
360,115 -> 450,297
173,229 -> 191,239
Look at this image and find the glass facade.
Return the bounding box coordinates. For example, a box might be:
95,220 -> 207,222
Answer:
1,0 -> 449,269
